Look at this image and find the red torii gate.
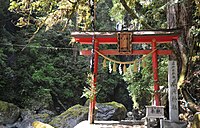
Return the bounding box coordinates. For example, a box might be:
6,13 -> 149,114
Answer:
71,29 -> 180,124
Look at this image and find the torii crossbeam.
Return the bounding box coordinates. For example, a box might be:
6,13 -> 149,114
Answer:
71,29 -> 180,124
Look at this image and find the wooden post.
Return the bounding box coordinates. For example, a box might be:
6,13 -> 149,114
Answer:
152,39 -> 160,106
89,39 -> 99,124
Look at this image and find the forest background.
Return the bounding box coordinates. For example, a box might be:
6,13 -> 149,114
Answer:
0,0 -> 199,116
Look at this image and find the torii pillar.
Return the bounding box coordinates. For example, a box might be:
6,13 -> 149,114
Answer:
152,39 -> 160,106
88,39 -> 99,124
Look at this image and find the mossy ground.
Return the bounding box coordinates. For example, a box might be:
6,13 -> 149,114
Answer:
0,101 -> 9,111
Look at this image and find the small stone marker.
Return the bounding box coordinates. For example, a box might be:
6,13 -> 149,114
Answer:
145,106 -> 165,128
146,106 -> 165,119
168,61 -> 179,122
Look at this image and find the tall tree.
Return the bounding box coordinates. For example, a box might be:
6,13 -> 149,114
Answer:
167,0 -> 200,112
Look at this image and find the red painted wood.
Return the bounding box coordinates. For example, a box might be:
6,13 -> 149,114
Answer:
75,37 -> 117,44
74,35 -> 179,44
89,39 -> 99,123
152,40 -> 160,106
80,50 -> 172,56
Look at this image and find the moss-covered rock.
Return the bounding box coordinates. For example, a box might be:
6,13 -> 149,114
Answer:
49,102 -> 126,128
95,101 -> 127,121
32,113 -> 52,123
49,104 -> 88,128
13,108 -> 55,128
32,121 -> 54,128
36,110 -> 55,122
0,100 -> 20,124
191,112 -> 200,128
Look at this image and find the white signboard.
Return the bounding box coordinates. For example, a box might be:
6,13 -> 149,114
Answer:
168,61 -> 179,122
146,106 -> 165,118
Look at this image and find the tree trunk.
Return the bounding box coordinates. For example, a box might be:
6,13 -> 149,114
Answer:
167,0 -> 200,113
167,1 -> 188,88
119,0 -> 153,29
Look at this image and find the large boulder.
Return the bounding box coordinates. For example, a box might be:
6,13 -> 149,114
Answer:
12,118 -> 34,128
49,104 -> 88,128
95,101 -> 127,121
11,109 -> 55,128
0,100 -> 20,124
49,101 -> 127,128
33,109 -> 55,123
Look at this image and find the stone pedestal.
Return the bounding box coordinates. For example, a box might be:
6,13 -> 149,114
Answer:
162,120 -> 187,128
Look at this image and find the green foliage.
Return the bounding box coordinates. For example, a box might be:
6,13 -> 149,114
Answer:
81,73 -> 97,100
0,49 -> 7,69
110,0 -> 126,22
110,0 -> 167,29
0,24 -> 90,110
0,49 -> 7,87
96,66 -> 123,102
158,57 -> 168,87
123,57 -> 153,108
0,0 -> 9,17
8,0 -> 92,31
123,56 -> 168,108
96,0 -> 116,31
194,0 -> 200,16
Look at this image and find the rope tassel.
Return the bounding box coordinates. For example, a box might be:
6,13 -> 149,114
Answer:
103,59 -> 107,68
113,63 -> 117,72
123,64 -> 127,73
142,59 -> 147,68
109,61 -> 112,73
142,55 -> 147,68
119,64 -> 122,74
134,60 -> 138,72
